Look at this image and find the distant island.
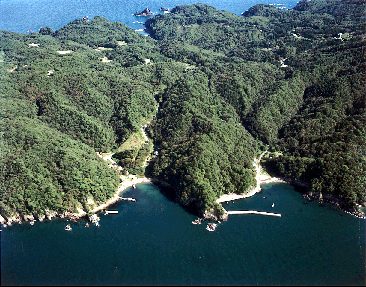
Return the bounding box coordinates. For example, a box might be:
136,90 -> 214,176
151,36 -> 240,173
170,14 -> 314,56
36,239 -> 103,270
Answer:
0,0 -> 365,226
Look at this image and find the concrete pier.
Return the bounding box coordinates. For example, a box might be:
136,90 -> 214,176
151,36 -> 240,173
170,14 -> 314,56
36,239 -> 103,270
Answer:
227,210 -> 281,217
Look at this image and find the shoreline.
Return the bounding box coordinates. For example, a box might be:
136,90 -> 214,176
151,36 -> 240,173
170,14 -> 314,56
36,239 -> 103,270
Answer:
215,151 -> 365,220
1,124 -> 155,227
216,178 -> 284,203
79,150 -> 153,216
217,151 -> 285,204
90,176 -> 152,215
60,128 -> 155,220
2,149 -> 364,226
0,147 -> 153,227
0,176 -> 153,227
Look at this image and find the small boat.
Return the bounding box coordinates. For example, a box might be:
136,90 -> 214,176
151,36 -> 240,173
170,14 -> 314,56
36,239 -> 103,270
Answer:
30,220 -> 35,226
206,223 -> 217,232
271,203 -> 275,208
191,218 -> 202,225
64,224 -> 72,231
121,197 -> 136,202
85,223 -> 90,228
132,184 -> 136,189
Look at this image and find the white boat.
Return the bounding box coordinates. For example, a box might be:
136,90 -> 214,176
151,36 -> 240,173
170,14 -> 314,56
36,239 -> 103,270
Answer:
132,184 -> 136,189
272,203 -> 275,208
191,218 -> 202,225
120,197 -> 136,202
30,220 -> 35,226
64,224 -> 72,231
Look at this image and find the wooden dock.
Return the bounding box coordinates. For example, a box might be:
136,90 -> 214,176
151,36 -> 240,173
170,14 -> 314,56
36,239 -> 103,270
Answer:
227,210 -> 281,217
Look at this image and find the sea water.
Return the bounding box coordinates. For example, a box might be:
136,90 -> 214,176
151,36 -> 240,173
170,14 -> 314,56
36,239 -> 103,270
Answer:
0,0 -> 299,33
1,183 -> 365,285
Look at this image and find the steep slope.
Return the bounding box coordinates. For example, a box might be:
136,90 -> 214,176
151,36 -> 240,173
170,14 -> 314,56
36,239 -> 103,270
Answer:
145,0 -> 366,211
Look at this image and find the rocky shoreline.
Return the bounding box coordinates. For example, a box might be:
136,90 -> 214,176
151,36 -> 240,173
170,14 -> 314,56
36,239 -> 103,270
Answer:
0,209 -> 84,227
0,176 -> 154,228
302,192 -> 366,220
261,163 -> 366,221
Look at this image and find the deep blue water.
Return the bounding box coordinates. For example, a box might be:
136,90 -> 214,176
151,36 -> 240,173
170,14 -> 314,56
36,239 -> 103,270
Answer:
1,183 -> 365,285
0,0 -> 299,34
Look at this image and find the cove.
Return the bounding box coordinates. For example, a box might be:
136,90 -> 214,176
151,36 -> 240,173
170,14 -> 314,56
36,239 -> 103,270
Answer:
1,183 -> 365,285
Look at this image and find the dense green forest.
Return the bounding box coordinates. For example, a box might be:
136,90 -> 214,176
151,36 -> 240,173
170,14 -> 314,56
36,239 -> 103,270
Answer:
1,0 -> 365,221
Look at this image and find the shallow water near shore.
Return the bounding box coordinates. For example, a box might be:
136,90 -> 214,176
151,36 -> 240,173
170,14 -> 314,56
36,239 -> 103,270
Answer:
1,183 -> 365,286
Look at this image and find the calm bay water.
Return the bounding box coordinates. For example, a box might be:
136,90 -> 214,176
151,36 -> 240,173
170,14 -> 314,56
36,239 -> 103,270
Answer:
1,183 -> 365,285
0,0 -> 299,33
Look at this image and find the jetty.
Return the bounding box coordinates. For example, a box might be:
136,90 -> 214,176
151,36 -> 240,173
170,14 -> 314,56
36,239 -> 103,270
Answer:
105,210 -> 118,215
227,210 -> 281,217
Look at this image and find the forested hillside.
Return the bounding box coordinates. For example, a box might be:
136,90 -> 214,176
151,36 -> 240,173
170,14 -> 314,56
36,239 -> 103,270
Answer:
1,0 -> 365,222
146,0 -> 366,212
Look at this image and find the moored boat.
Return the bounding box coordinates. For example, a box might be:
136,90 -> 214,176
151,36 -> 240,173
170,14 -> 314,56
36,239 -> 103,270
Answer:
192,218 -> 202,225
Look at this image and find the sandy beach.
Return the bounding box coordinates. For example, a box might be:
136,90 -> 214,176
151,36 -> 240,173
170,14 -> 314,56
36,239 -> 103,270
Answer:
89,151 -> 152,214
90,176 -> 152,214
216,151 -> 285,203
89,124 -> 154,215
